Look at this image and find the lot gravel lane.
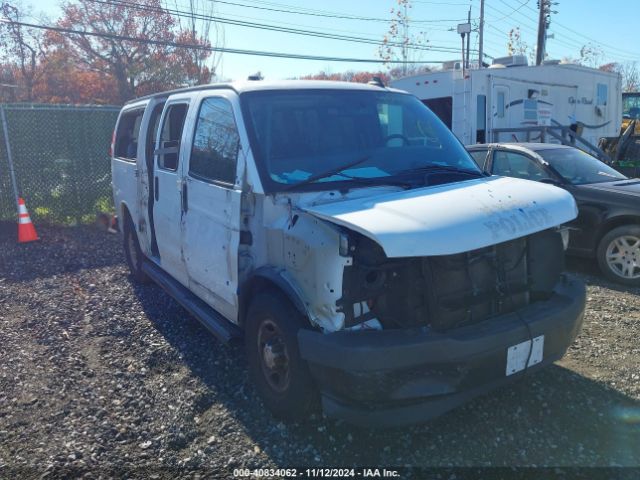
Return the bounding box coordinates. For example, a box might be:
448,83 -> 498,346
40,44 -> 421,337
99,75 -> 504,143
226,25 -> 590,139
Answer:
0,224 -> 639,478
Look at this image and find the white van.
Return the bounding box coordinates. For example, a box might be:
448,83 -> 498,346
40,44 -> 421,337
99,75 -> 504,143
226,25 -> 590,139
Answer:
111,80 -> 586,427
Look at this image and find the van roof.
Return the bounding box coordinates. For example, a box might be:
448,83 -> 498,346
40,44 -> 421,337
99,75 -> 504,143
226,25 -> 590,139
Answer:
125,80 -> 403,105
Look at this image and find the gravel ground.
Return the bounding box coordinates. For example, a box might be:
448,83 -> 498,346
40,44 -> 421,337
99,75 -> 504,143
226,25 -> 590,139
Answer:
0,223 -> 639,478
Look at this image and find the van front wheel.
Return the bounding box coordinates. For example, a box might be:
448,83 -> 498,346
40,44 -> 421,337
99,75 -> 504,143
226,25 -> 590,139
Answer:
123,215 -> 150,283
245,291 -> 317,421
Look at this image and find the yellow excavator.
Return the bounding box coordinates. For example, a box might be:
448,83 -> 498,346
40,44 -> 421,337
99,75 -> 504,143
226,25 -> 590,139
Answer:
600,92 -> 640,176
622,92 -> 640,135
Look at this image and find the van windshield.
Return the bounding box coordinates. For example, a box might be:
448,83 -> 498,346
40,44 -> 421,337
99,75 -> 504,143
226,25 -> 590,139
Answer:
240,89 -> 480,192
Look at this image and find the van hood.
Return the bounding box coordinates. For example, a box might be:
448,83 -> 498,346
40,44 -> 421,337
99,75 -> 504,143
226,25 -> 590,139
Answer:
302,176 -> 578,257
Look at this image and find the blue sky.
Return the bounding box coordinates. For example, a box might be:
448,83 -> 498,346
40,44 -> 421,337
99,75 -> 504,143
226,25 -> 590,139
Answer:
27,0 -> 640,81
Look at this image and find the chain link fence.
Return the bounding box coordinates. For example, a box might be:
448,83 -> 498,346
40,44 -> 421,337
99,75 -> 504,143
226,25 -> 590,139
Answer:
0,103 -> 120,225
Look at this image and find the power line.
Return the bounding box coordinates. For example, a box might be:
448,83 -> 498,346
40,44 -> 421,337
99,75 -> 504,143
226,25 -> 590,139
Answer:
90,0 -> 467,55
518,0 -> 638,56
487,0 -> 638,61
0,18 -> 454,64
490,0 -> 530,22
413,1 -> 471,5
210,0 -> 467,24
213,8 -> 456,38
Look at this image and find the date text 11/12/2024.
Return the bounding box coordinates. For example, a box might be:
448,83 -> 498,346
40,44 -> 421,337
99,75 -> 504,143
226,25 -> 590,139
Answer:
232,468 -> 401,478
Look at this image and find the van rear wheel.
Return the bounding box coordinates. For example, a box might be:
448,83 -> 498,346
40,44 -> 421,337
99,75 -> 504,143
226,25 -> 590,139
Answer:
123,215 -> 150,283
245,290 -> 318,421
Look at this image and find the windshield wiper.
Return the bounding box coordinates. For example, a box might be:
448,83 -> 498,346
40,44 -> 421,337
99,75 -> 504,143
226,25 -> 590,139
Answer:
397,164 -> 486,186
281,154 -> 373,191
333,172 -> 415,190
401,164 -> 485,176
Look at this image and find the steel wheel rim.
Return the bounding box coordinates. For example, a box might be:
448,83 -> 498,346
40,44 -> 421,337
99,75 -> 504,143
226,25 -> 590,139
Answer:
605,235 -> 640,279
257,318 -> 290,393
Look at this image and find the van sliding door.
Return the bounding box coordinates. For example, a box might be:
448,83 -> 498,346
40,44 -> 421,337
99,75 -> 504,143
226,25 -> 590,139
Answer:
152,99 -> 191,286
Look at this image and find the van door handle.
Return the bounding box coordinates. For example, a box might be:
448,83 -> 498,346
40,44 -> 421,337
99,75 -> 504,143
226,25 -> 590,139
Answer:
182,182 -> 188,212
154,177 -> 159,201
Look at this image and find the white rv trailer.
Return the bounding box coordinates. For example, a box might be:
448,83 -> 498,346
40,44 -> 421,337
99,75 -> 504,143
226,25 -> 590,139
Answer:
391,57 -> 621,151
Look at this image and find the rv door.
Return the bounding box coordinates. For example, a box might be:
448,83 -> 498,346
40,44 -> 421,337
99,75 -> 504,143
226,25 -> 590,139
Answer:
491,84 -> 510,142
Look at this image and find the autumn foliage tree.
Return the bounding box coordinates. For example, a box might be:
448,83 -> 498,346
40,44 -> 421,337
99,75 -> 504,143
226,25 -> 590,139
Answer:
0,1 -> 45,102
47,0 -> 213,103
1,0 -> 216,104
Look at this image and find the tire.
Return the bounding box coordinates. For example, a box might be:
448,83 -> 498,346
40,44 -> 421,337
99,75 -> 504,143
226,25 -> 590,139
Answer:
596,225 -> 640,287
123,214 -> 150,283
245,290 -> 318,421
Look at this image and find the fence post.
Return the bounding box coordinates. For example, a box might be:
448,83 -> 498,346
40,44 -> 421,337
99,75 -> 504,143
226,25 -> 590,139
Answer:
0,105 -> 20,216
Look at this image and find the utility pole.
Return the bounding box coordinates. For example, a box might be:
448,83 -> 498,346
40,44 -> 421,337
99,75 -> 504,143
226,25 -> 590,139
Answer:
536,0 -> 548,65
478,0 -> 485,68
402,0 -> 409,76
457,22 -> 471,77
466,8 -> 471,69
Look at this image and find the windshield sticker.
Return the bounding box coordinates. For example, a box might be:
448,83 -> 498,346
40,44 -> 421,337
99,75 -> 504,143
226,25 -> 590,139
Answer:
272,169 -> 312,183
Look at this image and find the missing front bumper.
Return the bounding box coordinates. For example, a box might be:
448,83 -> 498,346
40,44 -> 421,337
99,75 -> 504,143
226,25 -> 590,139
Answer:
298,274 -> 586,427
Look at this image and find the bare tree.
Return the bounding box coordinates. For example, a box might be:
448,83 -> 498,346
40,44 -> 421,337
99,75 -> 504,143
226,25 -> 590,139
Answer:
619,62 -> 639,92
378,0 -> 428,76
507,27 -> 535,65
0,1 -> 45,101
169,0 -> 224,84
600,61 -> 640,92
579,43 -> 604,68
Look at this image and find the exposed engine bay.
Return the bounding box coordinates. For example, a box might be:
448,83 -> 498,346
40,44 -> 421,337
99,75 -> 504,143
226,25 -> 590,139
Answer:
340,229 -> 565,332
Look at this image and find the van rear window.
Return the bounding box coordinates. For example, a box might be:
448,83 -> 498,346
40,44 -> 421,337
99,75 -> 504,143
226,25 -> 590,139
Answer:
115,109 -> 144,161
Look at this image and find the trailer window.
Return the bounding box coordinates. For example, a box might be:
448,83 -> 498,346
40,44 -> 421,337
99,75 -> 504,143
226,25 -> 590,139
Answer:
497,92 -> 505,118
114,109 -> 144,161
597,84 -> 608,106
476,95 -> 486,143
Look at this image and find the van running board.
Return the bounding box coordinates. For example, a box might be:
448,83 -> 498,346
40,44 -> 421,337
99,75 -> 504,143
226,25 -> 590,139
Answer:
142,261 -> 243,343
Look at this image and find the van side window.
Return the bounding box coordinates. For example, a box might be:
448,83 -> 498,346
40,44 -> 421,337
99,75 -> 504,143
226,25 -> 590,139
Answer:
157,103 -> 188,171
115,109 -> 144,161
189,97 -> 239,185
146,102 -> 165,166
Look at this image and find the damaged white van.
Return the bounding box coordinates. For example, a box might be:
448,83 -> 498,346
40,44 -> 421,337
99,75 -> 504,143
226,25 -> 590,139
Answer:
111,80 -> 586,426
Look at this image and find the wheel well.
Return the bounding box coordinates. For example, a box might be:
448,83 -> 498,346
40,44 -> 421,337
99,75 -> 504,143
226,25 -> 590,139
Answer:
238,275 -> 309,328
597,216 -> 640,247
120,202 -> 132,226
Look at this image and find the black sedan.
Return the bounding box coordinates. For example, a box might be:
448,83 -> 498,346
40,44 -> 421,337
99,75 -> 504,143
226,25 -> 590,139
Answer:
467,143 -> 640,286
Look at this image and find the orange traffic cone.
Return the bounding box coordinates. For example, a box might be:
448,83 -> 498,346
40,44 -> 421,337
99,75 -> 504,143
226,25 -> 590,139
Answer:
17,197 -> 39,243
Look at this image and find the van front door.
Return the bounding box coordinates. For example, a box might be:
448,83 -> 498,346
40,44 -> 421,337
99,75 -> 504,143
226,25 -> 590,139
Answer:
181,92 -> 244,321
152,99 -> 190,285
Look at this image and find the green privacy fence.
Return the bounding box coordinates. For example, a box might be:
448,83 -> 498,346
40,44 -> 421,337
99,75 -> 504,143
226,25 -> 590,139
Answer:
0,103 -> 120,225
